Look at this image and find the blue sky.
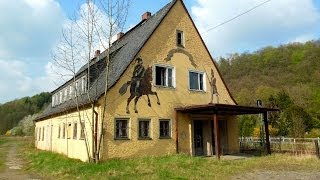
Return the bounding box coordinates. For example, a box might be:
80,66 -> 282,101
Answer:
0,0 -> 319,103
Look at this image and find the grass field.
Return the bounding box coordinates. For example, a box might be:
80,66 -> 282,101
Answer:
1,137 -> 320,179
0,137 -> 8,171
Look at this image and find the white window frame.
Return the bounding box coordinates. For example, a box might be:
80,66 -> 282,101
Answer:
82,75 -> 87,93
176,30 -> 184,47
64,88 -> 68,102
188,70 -> 206,91
154,64 -> 176,88
52,95 -> 55,107
69,85 -> 73,99
59,91 -> 63,104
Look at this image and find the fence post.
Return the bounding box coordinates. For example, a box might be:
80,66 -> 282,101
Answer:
315,140 -> 320,159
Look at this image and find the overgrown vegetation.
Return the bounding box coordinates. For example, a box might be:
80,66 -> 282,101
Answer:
219,40 -> 320,137
0,137 -> 8,171
22,143 -> 320,179
0,92 -> 51,135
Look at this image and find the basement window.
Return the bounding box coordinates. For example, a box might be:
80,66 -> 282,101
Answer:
189,71 -> 206,91
115,119 -> 129,139
177,30 -> 184,47
159,119 -> 171,138
138,119 -> 151,139
155,65 -> 175,88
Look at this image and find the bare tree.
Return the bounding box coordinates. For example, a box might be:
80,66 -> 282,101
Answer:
51,0 -> 130,162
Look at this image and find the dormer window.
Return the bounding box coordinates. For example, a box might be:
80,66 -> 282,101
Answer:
82,75 -> 87,93
177,30 -> 184,47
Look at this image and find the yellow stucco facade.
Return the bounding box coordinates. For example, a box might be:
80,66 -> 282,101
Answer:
35,0 -> 240,162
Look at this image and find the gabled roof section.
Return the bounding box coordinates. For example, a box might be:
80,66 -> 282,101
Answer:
36,0 -> 177,121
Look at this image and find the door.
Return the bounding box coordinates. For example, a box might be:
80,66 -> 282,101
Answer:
194,121 -> 204,156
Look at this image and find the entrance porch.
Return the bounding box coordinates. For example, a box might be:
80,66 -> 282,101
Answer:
175,104 -> 278,159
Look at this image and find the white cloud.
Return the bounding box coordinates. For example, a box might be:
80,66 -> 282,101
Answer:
191,0 -> 320,57
0,0 -> 65,103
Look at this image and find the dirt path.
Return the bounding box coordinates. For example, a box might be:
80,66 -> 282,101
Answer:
0,140 -> 40,180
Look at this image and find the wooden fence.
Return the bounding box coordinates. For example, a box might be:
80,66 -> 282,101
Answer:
240,137 -> 320,157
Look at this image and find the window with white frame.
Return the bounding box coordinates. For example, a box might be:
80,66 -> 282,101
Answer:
159,119 -> 171,138
64,88 -> 68,102
189,71 -> 205,91
59,91 -> 63,104
155,65 -> 175,88
177,30 -> 184,47
51,95 -> 56,107
115,119 -> 129,139
82,75 -> 87,93
138,119 -> 151,139
69,85 -> 73,99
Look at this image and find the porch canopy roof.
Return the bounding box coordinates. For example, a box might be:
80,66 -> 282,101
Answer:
174,103 -> 279,115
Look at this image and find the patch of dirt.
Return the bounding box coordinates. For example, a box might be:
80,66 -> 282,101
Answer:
0,141 -> 40,180
232,170 -> 320,180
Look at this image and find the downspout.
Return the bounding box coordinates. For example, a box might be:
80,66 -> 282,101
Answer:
94,109 -> 99,162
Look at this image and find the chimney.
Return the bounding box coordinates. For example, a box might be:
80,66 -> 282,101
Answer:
142,12 -> 151,21
117,32 -> 124,40
94,50 -> 101,58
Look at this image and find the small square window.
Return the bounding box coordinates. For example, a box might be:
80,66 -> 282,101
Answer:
189,71 -> 205,91
177,30 -> 184,47
138,119 -> 151,139
155,65 -> 174,87
159,120 -> 171,138
115,119 -> 129,139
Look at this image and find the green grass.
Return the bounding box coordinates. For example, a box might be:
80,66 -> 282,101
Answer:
0,137 -> 9,171
0,137 -> 315,179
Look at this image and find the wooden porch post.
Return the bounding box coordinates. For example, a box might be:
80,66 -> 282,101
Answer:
213,114 -> 220,159
263,112 -> 271,155
175,110 -> 179,154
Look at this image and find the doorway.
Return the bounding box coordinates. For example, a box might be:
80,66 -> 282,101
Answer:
193,121 -> 204,156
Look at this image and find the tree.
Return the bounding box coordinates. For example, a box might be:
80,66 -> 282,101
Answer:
51,0 -> 130,162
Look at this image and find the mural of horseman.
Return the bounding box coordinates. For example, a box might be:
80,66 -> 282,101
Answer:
119,58 -> 160,114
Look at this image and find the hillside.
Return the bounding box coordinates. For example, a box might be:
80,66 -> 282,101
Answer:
0,92 -> 51,135
218,40 -> 320,137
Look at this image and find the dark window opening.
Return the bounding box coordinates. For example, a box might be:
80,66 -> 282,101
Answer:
189,71 -> 204,91
139,120 -> 150,139
155,66 -> 174,87
177,30 -> 184,47
160,120 -> 171,138
115,119 -> 129,139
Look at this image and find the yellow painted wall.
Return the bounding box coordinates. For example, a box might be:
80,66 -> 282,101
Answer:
35,107 -> 97,162
100,0 -> 236,159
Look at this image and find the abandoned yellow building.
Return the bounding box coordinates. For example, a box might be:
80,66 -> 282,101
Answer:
35,0 -> 275,162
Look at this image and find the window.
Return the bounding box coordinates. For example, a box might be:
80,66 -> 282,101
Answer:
52,96 -> 55,107
42,127 -> 45,141
177,30 -> 184,47
64,88 -> 68,102
62,123 -> 66,139
159,120 -> 171,138
80,121 -> 85,139
60,91 -> 63,104
189,71 -> 205,91
38,127 -> 41,141
69,85 -> 73,99
138,119 -> 151,139
155,65 -> 174,87
67,123 -> 72,139
115,119 -> 129,139
82,76 -> 87,93
73,122 -> 78,139
58,125 -> 60,138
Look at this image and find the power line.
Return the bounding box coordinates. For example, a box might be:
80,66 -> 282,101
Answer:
201,0 -> 272,34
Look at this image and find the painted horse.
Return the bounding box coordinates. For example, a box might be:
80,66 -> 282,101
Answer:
119,67 -> 160,113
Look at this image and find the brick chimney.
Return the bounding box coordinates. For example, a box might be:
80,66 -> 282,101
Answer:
94,50 -> 101,58
142,12 -> 151,21
117,32 -> 124,40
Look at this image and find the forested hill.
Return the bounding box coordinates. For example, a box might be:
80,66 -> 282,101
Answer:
0,92 -> 51,135
218,40 -> 320,137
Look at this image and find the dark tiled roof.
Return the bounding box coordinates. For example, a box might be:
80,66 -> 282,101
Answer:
36,0 -> 176,121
